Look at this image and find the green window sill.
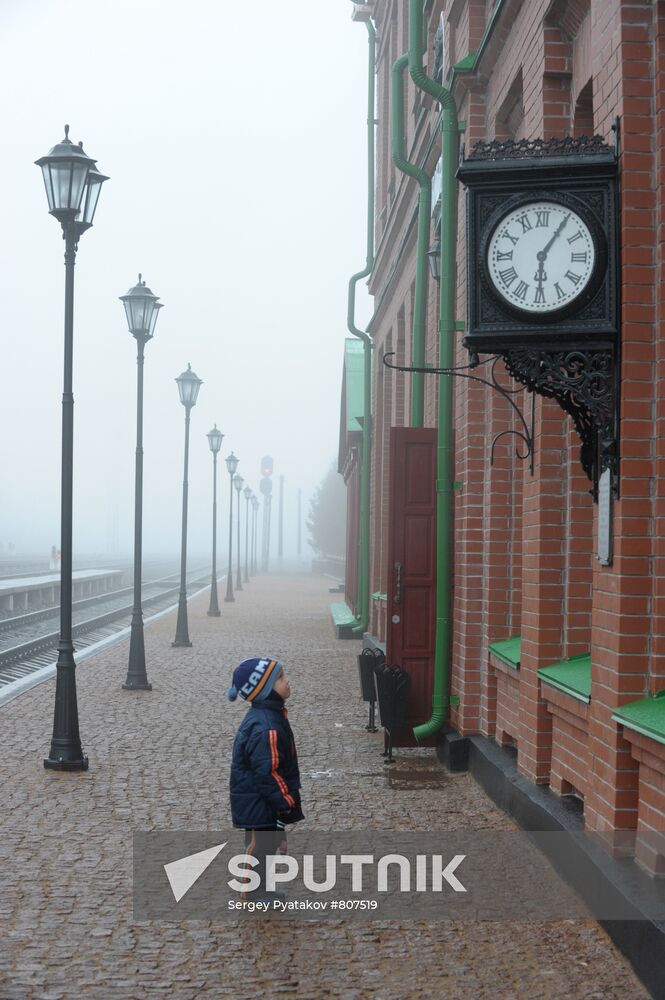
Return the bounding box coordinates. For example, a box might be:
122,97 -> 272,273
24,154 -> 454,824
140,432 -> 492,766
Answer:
488,635 -> 521,669
538,654 -> 591,704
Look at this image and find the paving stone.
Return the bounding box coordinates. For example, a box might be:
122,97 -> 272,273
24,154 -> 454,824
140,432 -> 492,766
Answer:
0,574 -> 650,999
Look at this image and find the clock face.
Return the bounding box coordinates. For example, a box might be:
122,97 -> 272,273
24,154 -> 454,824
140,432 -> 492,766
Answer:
486,200 -> 596,314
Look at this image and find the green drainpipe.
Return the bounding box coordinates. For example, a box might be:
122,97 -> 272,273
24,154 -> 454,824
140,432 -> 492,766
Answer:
347,18 -> 376,636
391,52 -> 430,428
408,0 -> 458,741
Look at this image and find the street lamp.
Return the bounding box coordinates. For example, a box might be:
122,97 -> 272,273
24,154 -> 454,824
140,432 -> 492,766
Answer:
252,496 -> 260,574
36,125 -> 108,772
224,453 -> 239,602
172,364 -> 203,647
426,236 -> 441,283
243,486 -> 252,583
234,475 -> 245,591
120,274 -> 163,690
206,424 -> 224,616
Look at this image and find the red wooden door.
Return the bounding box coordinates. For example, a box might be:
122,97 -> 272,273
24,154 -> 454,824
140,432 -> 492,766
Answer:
386,427 -> 437,746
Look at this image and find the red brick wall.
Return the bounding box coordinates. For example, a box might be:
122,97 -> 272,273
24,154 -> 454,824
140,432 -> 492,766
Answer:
542,685 -> 591,798
359,0 -> 665,854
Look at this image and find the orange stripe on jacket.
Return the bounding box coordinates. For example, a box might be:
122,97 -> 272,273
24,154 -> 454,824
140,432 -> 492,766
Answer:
268,729 -> 296,808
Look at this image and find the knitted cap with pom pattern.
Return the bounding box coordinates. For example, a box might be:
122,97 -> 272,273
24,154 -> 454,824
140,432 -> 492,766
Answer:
227,657 -> 282,703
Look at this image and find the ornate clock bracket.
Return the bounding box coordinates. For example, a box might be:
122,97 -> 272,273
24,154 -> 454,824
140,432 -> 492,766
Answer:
500,345 -> 618,500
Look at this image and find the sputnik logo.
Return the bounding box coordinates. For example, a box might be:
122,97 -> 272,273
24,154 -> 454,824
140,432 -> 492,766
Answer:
164,842 -> 227,902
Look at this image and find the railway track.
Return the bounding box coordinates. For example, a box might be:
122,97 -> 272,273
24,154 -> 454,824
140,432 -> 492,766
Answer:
0,566 -> 207,641
0,565 -> 217,689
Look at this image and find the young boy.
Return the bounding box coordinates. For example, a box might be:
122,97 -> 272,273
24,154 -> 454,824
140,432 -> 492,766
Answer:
227,656 -> 304,901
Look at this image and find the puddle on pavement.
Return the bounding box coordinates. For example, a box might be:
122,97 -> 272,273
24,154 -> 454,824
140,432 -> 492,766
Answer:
307,760 -> 449,789
384,766 -> 449,790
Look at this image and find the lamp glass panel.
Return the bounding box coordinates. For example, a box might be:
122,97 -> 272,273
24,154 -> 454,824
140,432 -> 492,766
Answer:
40,164 -> 55,212
149,303 -> 162,337
52,161 -> 88,212
188,377 -> 201,406
226,455 -> 239,475
178,374 -> 201,406
122,299 -> 134,330
234,476 -> 244,492
80,174 -> 103,226
207,428 -> 223,453
177,378 -> 192,405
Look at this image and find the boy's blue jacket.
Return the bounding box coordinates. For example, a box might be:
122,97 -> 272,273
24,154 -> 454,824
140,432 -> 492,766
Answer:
230,698 -> 304,830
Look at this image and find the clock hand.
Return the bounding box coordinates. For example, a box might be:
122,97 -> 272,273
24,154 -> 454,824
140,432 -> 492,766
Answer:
536,212 -> 571,262
534,260 -> 547,284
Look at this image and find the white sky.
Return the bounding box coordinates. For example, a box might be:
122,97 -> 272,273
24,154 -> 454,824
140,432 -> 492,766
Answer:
0,0 -> 372,560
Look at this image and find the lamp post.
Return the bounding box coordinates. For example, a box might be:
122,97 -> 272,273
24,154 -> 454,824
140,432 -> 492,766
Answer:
224,453 -> 239,602
251,496 -> 259,574
36,125 -> 108,771
206,425 -> 224,616
243,486 -> 252,582
120,275 -> 163,690
172,364 -> 203,647
234,475 -> 245,591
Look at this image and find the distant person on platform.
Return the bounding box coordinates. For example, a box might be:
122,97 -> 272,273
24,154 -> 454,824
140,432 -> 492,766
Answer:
227,656 -> 304,903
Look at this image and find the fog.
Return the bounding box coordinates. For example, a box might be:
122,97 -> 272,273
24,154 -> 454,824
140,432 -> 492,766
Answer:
0,0 -> 371,561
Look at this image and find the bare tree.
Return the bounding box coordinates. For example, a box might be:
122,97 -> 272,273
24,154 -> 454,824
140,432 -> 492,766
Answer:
307,462 -> 346,557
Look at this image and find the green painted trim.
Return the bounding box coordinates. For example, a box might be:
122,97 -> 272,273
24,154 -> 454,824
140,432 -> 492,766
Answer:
445,0 -> 507,94
612,691 -> 665,746
347,20 -> 376,638
409,0 -> 458,743
391,53 -> 429,427
489,635 -> 521,669
453,52 -> 475,72
611,716 -> 665,748
538,654 -> 591,704
330,602 -> 357,627
450,694 -> 460,706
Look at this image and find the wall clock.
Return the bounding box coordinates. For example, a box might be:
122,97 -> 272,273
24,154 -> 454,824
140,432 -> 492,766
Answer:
485,199 -> 600,317
456,134 -> 620,498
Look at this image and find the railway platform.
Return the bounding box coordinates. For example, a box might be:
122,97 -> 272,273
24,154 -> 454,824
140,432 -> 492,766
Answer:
0,569 -> 124,612
0,574 -> 649,999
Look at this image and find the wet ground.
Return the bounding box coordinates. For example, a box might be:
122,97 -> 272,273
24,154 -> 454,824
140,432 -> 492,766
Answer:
0,573 -> 649,999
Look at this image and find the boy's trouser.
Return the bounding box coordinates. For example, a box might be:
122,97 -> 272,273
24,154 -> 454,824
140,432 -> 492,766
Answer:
242,827 -> 288,898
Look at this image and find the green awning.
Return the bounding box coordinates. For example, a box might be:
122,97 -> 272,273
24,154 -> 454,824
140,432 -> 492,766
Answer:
488,635 -> 521,669
538,654 -> 591,704
343,339 -> 364,433
612,691 -> 665,747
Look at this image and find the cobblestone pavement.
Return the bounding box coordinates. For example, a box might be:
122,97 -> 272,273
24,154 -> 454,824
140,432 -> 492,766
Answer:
0,573 -> 649,999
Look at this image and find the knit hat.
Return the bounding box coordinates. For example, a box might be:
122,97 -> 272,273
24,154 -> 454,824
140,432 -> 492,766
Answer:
227,657 -> 283,703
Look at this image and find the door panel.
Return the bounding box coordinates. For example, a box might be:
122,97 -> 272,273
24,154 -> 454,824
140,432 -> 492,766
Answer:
386,427 -> 437,746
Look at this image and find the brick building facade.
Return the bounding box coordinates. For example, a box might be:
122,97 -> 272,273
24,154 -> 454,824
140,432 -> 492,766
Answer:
340,0 -> 665,874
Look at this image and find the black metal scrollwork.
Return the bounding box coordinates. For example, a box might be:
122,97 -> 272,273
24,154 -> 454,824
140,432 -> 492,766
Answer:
467,135 -> 614,161
382,353 -> 535,473
503,347 -> 617,497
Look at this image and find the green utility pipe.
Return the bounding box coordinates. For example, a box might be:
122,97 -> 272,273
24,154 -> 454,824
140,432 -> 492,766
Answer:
347,18 -> 376,636
408,0 -> 458,741
391,52 -> 430,428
